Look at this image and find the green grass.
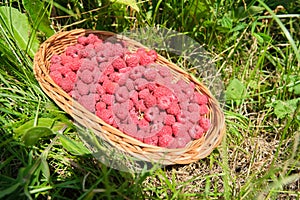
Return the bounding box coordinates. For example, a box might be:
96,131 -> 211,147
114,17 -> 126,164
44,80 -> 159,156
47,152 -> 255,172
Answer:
0,0 -> 299,199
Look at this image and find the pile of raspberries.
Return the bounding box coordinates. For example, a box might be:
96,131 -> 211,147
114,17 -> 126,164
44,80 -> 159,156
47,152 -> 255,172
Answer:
49,33 -> 211,149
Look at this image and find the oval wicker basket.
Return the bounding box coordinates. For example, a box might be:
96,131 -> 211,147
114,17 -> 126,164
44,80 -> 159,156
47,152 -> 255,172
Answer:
33,29 -> 226,165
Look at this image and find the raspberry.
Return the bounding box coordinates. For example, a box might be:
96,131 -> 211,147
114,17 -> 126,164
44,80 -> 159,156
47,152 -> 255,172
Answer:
96,84 -> 105,95
199,104 -> 209,115
115,86 -> 129,103
96,101 -> 106,111
103,80 -> 116,94
158,134 -> 174,147
187,103 -> 200,112
60,55 -> 74,65
149,122 -> 164,135
102,65 -> 115,77
157,65 -> 171,77
157,125 -> 173,136
176,136 -> 191,148
86,48 -> 96,59
188,112 -> 200,123
134,78 -> 148,90
65,71 -> 77,83
183,87 -> 194,99
78,36 -> 89,45
50,54 -> 61,64
60,77 -> 74,93
144,107 -> 159,122
147,49 -> 158,60
101,94 -> 114,105
176,111 -> 189,124
189,124 -> 204,139
143,68 -> 157,81
129,66 -> 144,80
172,122 -> 186,137
122,124 -> 138,137
164,114 -> 176,126
138,89 -> 150,99
50,71 -> 63,86
144,95 -> 157,108
65,59 -> 81,71
136,100 -> 147,112
78,94 -> 97,113
129,90 -> 139,104
137,118 -> 149,129
166,102 -> 180,115
87,33 -> 99,44
139,54 -> 153,66
153,86 -> 173,99
79,70 -> 94,84
119,67 -> 132,74
199,117 -> 211,132
65,45 -> 80,58
143,135 -> 158,146
125,53 -> 140,68
80,58 -> 96,72
96,109 -> 114,125
112,57 -> 126,70
50,64 -> 71,76
75,80 -> 90,96
157,96 -> 172,110
192,92 -> 208,105
98,62 -> 110,72
109,72 -> 122,82
113,104 -> 128,120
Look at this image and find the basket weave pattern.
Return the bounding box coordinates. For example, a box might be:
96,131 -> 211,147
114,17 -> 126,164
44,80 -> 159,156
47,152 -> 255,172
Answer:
33,29 -> 226,165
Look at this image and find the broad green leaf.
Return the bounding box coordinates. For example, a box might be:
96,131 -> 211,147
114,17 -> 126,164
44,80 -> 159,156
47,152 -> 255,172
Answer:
14,118 -> 66,135
0,6 -> 39,57
22,127 -> 54,146
293,83 -> 300,95
225,78 -> 248,105
59,134 -> 90,155
22,0 -> 55,38
274,99 -> 300,119
111,0 -> 140,12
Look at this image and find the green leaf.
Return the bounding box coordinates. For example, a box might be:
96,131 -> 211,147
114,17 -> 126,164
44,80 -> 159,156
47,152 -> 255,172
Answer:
59,134 -> 90,155
0,6 -> 39,57
40,157 -> 50,181
225,78 -> 248,105
0,183 -> 21,198
22,0 -> 55,38
14,118 -> 66,136
111,0 -> 140,12
22,127 -> 54,146
274,99 -> 300,119
293,83 -> 300,95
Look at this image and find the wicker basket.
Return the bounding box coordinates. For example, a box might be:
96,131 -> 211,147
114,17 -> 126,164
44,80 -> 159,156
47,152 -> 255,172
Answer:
33,29 -> 226,165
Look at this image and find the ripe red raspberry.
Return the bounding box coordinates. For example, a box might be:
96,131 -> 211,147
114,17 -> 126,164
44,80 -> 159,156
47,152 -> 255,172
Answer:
157,125 -> 172,137
188,112 -> 200,123
147,49 -> 158,60
103,80 -> 116,94
138,89 -> 150,99
199,117 -> 211,132
167,102 -> 180,115
143,135 -> 158,146
112,57 -> 126,70
129,66 -> 144,80
139,54 -> 153,66
78,36 -> 89,45
122,123 -> 138,137
125,53 -> 140,68
188,124 -> 204,139
87,33 -> 99,44
199,104 -> 209,115
176,111 -> 190,124
75,80 -> 89,96
144,107 -> 159,122
188,103 -> 200,112
96,109 -> 114,125
50,54 -> 61,64
143,68 -> 157,81
102,65 -> 115,77
134,78 -> 148,90
176,136 -> 191,148
192,92 -> 208,105
101,94 -> 114,105
64,59 -> 81,72
113,104 -> 128,120
60,77 -> 74,93
78,94 -> 97,113
172,122 -> 187,137
65,46 -> 80,58
79,70 -> 94,84
153,86 -> 173,98
137,118 -> 149,129
157,96 -> 172,110
144,95 -> 157,108
60,55 -> 74,66
164,114 -> 175,126
157,65 -> 171,77
158,134 -> 174,147
136,100 -> 147,112
65,71 -> 77,83
115,86 -> 129,103
96,84 -> 105,95
50,71 -> 63,86
96,101 -> 106,111
80,58 -> 96,72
